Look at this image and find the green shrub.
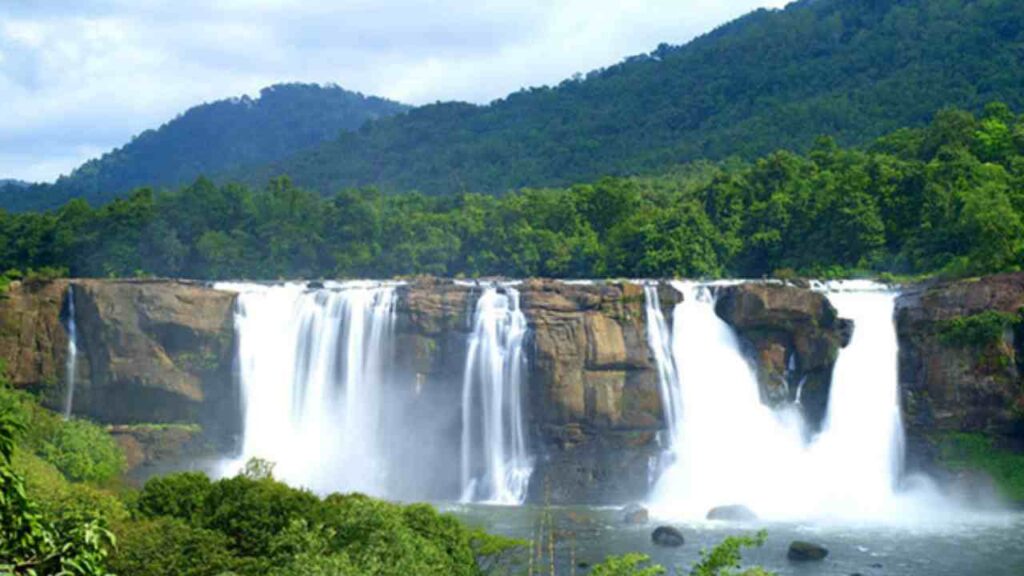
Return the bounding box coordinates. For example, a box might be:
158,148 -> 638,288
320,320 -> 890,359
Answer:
0,381 -> 124,484
39,418 -> 125,483
200,475 -> 322,558
136,471 -> 213,522
937,311 -> 1019,348
591,553 -> 666,576
109,516 -> 239,576
131,466 -> 525,575
690,531 -> 772,576
0,406 -> 116,576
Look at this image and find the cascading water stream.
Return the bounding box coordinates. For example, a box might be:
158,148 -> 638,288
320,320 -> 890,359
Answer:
460,285 -> 532,505
805,281 -> 906,517
643,284 -> 682,444
648,281 -> 806,519
647,280 -> 911,521
62,285 -> 78,420
217,282 -> 397,495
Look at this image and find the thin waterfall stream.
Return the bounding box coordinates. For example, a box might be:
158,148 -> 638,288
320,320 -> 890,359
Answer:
460,284 -> 532,505
62,285 -> 78,420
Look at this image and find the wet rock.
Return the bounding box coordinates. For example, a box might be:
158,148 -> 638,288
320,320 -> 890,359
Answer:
787,541 -> 829,561
714,282 -> 850,430
706,504 -> 758,521
651,526 -> 685,547
307,281 -> 325,289
622,503 -> 649,524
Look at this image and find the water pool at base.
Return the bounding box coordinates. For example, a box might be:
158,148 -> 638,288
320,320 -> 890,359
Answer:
449,505 -> 1024,576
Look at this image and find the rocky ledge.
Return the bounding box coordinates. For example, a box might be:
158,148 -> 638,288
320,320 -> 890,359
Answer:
715,282 -> 851,429
897,273 -> 1024,473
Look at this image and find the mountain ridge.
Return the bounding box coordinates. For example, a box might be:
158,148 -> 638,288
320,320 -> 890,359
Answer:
0,83 -> 409,212
239,0 -> 1024,195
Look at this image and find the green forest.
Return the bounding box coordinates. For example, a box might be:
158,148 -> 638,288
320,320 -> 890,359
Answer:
1,104 -> 1022,282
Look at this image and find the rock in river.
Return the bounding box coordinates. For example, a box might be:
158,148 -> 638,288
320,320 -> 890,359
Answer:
787,540 -> 829,561
706,504 -> 758,521
651,526 -> 685,547
622,503 -> 649,525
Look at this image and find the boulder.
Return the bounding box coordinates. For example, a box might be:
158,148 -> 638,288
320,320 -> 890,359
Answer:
651,526 -> 685,547
787,541 -> 828,561
622,503 -> 649,524
706,504 -> 758,521
715,283 -> 851,430
522,280 -> 664,504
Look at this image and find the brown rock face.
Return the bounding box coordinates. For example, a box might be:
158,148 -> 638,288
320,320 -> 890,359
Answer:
0,279 -> 240,469
520,280 -> 662,503
0,280 -> 70,404
393,279 -> 474,380
896,273 -> 1024,460
69,280 -> 238,434
714,282 -> 851,429
110,424 -> 204,481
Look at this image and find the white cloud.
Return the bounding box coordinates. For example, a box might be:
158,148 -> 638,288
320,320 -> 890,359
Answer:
0,0 -> 791,182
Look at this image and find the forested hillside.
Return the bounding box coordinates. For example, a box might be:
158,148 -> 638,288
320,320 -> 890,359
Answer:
0,84 -> 408,212
241,0 -> 1024,196
2,104 -> 1021,281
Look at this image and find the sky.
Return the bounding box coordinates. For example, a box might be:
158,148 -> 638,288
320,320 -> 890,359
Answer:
0,0 -> 790,183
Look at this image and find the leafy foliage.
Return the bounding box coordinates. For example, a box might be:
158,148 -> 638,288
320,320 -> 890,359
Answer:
690,531 -> 772,576
38,419 -> 125,483
0,398 -> 116,575
126,465 -> 525,575
590,553 -> 666,576
589,531 -> 772,576
937,311 -> 1020,348
2,105 -> 1024,280
0,384 -> 124,484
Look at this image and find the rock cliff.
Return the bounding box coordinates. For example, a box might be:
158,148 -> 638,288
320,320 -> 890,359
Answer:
715,282 -> 851,430
1,279 -> 239,453
519,280 -> 663,503
896,273 -> 1024,470
0,279 -> 70,405
4,275 -> 1023,502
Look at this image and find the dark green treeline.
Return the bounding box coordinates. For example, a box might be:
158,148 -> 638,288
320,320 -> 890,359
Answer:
2,104 -> 1023,281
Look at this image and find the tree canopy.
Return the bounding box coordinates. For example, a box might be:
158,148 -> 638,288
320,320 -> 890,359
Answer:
2,104 -> 1022,281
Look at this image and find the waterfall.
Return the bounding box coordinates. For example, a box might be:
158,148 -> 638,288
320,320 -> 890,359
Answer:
62,285 -> 78,420
217,282 -> 397,495
648,281 -> 806,519
806,281 -> 905,516
643,284 -> 682,445
647,280 -> 908,521
460,285 -> 532,505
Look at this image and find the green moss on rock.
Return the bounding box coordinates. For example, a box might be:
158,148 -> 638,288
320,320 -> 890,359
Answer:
935,432 -> 1024,502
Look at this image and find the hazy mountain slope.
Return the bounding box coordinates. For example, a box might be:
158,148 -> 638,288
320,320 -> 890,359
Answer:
247,0 -> 1024,195
1,84 -> 408,212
